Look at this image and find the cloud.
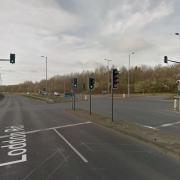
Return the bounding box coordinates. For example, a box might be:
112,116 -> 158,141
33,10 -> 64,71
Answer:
0,0 -> 178,85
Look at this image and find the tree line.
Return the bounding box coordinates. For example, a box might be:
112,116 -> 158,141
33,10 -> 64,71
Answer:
1,64 -> 180,94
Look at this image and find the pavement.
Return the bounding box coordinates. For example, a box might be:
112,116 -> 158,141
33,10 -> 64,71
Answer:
0,95 -> 180,179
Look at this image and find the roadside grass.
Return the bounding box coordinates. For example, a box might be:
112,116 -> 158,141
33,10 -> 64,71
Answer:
23,93 -> 87,103
23,94 -> 52,102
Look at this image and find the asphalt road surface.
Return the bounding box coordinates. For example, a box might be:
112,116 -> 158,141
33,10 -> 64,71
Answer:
77,95 -> 180,135
0,95 -> 180,180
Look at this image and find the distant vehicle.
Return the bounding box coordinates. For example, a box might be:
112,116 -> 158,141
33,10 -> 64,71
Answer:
101,90 -> 107,94
64,92 -> 73,97
39,91 -> 48,96
26,92 -> 30,95
54,92 -> 60,96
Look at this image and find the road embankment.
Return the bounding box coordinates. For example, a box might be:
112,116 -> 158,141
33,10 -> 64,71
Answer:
68,109 -> 180,159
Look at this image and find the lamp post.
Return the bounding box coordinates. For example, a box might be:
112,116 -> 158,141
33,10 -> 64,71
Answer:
41,56 -> 48,92
104,58 -> 112,94
128,52 -> 135,97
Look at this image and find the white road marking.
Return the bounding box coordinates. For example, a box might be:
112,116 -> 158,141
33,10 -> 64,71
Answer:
25,122 -> 92,135
25,129 -> 42,134
159,121 -> 180,128
0,126 -> 28,167
0,122 -> 92,139
53,129 -> 88,163
143,125 -> 157,130
0,135 -> 9,139
0,154 -> 27,167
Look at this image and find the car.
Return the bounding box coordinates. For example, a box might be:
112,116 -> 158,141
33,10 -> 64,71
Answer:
54,92 -> 60,96
64,92 -> 73,97
39,91 -> 48,96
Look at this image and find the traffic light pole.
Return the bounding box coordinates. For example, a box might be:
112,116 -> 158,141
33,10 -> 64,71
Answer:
111,68 -> 119,122
111,70 -> 114,122
72,91 -> 74,110
167,59 -> 180,63
164,56 -> 180,64
88,77 -> 95,115
112,88 -> 114,122
89,89 -> 92,115
0,59 -> 10,61
0,54 -> 15,64
72,78 -> 78,111
73,89 -> 76,111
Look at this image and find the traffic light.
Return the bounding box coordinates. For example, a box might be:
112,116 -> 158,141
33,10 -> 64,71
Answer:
89,78 -> 95,90
10,53 -> 15,64
112,68 -> 119,89
164,56 -> 168,63
72,78 -> 77,88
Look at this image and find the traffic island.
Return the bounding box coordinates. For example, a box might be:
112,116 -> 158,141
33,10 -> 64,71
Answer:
68,109 -> 180,159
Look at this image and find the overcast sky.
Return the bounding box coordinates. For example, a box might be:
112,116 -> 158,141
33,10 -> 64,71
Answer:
0,0 -> 180,85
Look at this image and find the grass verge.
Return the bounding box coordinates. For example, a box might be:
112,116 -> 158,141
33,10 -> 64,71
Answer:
23,94 -> 86,103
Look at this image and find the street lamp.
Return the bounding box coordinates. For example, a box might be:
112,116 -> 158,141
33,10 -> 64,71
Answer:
128,52 -> 135,97
104,58 -> 112,94
41,56 -> 48,92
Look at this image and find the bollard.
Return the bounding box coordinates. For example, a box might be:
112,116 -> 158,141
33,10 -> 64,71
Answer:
174,99 -> 177,111
84,95 -> 87,101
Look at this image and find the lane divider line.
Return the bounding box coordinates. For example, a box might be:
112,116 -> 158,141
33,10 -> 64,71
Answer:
53,129 -> 88,163
159,121 -> 180,128
143,125 -> 157,130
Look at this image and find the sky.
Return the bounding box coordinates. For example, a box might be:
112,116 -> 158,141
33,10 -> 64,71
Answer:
0,0 -> 180,85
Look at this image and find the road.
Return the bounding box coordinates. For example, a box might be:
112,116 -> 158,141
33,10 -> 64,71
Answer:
0,95 -> 180,179
77,95 -> 180,135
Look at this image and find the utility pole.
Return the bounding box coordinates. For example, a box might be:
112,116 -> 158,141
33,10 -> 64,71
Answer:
41,56 -> 48,92
128,52 -> 135,97
104,58 -> 112,94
